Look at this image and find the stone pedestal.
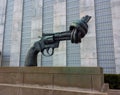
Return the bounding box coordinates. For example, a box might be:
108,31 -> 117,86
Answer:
0,67 -> 109,95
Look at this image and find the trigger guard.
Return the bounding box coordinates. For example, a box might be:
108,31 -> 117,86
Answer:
47,48 -> 54,56
42,48 -> 54,57
42,49 -> 51,57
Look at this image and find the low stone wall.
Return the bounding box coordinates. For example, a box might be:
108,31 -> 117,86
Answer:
0,67 -> 108,95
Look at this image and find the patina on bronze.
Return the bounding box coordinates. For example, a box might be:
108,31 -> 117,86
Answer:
25,15 -> 91,66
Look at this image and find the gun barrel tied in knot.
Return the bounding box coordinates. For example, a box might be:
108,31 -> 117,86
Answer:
25,15 -> 91,66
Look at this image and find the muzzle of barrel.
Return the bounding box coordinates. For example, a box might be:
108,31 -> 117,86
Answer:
70,15 -> 91,43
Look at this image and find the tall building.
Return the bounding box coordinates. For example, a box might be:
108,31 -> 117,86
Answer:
0,0 -> 120,74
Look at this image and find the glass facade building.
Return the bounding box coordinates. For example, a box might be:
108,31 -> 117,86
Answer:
0,0 -> 120,74
95,0 -> 116,73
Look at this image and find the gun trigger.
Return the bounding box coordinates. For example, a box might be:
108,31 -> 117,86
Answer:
42,49 -> 49,57
46,48 -> 50,55
51,48 -> 54,55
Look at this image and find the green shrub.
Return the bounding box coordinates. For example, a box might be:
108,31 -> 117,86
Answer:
104,74 -> 120,89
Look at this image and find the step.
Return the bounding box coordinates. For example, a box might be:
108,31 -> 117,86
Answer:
0,83 -> 108,95
109,90 -> 120,95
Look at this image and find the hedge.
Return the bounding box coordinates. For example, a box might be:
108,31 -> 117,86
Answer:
104,74 -> 120,89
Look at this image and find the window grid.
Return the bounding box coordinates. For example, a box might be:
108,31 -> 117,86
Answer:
2,0 -> 14,66
66,0 -> 81,66
95,0 -> 116,74
20,0 -> 33,66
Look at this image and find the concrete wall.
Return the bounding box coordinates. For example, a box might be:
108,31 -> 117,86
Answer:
53,1 -> 66,66
10,0 -> 23,66
0,0 -> 6,65
110,0 -> 120,74
80,0 -> 97,67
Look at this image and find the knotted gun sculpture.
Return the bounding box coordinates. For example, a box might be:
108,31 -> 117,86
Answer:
25,15 -> 91,66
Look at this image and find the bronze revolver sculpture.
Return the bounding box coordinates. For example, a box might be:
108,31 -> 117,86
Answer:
25,15 -> 91,66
